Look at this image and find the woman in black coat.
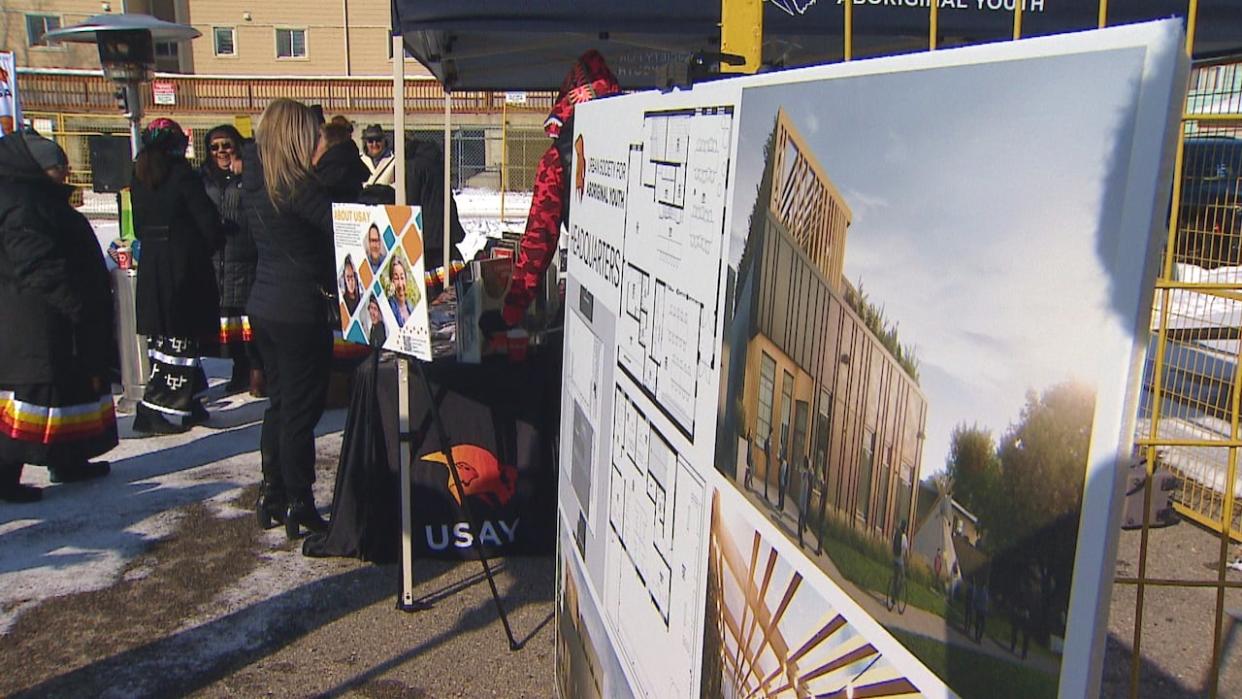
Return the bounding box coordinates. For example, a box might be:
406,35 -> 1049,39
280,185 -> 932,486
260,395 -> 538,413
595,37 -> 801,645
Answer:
202,124 -> 264,396
130,118 -> 223,435
0,133 -> 116,502
241,99 -> 338,537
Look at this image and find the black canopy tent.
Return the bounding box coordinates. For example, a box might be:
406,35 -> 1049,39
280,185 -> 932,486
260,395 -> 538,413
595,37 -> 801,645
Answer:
392,0 -> 1242,91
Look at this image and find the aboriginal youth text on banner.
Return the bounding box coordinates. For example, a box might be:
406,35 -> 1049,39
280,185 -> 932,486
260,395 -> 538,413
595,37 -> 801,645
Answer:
555,20 -> 1186,699
0,52 -> 22,136
332,203 -> 431,361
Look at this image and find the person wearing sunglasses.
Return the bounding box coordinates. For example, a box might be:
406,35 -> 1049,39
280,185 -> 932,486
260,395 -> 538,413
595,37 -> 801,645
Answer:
202,124 -> 265,397
359,124 -> 395,187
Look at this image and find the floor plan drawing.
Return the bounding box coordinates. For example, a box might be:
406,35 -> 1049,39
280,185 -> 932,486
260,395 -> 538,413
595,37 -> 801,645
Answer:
604,387 -> 707,698
618,107 -> 735,441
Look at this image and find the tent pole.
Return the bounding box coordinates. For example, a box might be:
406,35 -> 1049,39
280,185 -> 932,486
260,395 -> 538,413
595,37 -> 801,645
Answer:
500,99 -> 507,221
444,91 -> 452,273
392,30 -> 419,613
393,36 -> 407,206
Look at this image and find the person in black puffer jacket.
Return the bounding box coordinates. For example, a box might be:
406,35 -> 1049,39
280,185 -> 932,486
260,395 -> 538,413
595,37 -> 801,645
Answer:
0,133 -> 117,502
315,117 -> 367,203
241,99 -> 337,539
130,118 -> 223,435
202,124 -> 264,396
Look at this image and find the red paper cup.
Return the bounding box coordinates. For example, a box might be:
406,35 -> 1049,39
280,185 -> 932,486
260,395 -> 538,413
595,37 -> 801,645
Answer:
115,247 -> 132,270
506,329 -> 529,362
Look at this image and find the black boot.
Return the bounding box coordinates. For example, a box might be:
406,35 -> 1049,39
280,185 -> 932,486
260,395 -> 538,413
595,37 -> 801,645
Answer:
49,460 -> 111,484
182,401 -> 210,428
255,480 -> 287,530
225,356 -> 251,393
0,462 -> 41,503
132,404 -> 189,436
285,495 -> 327,539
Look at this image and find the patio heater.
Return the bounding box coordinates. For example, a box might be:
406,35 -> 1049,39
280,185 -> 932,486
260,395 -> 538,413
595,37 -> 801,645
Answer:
45,14 -> 199,156
44,15 -> 200,412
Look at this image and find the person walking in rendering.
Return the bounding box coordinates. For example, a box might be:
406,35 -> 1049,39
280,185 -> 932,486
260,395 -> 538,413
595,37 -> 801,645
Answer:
973,576 -> 990,643
0,133 -> 117,502
777,435 -> 790,511
797,454 -> 812,546
241,98 -> 337,538
743,430 -> 754,491
131,118 -> 223,435
762,427 -> 772,501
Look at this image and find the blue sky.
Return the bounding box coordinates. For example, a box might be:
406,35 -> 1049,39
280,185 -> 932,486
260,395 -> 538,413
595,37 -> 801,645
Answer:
728,47 -> 1151,475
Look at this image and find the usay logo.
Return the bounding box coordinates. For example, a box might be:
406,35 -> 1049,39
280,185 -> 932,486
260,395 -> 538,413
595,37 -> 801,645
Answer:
420,444 -> 521,551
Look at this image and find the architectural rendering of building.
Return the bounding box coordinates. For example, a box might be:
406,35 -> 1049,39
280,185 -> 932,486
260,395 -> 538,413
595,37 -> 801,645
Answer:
721,109 -> 927,544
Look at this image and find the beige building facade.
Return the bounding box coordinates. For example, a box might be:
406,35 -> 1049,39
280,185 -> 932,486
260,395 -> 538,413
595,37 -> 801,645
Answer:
0,1 -> 429,77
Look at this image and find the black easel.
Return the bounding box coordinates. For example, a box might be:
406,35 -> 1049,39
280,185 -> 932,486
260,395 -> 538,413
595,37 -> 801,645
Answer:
394,355 -> 521,651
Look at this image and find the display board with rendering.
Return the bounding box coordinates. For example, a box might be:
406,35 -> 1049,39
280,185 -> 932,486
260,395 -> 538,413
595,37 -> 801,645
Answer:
332,203 -> 431,361
556,21 -> 1187,699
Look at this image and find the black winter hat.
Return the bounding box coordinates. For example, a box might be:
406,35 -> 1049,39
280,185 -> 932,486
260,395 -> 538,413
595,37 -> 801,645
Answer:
362,124 -> 386,141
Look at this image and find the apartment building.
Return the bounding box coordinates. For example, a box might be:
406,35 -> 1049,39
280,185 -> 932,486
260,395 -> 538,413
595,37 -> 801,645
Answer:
0,1 -> 428,76
722,109 -> 928,542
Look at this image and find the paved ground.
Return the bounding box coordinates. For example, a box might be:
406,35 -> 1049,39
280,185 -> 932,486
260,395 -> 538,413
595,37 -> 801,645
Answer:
2,358 -> 1239,697
0,363 -> 555,698
740,480 -> 1061,675
1102,520 -> 1242,698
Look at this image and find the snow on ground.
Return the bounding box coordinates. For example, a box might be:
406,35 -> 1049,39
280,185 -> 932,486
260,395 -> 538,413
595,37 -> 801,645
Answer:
13,190 -> 524,637
0,347 -> 340,636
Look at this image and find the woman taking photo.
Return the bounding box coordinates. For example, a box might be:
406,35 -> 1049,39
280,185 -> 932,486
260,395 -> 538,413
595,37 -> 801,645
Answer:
0,133 -> 116,502
131,118 -> 223,434
241,99 -> 336,538
202,124 -> 264,397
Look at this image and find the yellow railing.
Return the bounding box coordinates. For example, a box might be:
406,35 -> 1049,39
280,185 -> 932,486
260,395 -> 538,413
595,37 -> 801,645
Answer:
16,70 -> 555,116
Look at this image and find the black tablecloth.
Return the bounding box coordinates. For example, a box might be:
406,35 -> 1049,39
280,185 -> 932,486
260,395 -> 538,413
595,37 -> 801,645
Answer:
304,348 -> 561,563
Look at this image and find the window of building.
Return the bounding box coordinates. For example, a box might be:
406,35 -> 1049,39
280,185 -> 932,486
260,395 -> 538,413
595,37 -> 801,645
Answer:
857,430 -> 875,522
26,14 -> 61,47
876,459 -> 890,532
792,400 -> 809,469
896,461 -> 914,535
757,353 -> 776,446
388,41 -> 416,60
214,27 -> 236,56
155,41 -> 179,58
276,28 -> 307,59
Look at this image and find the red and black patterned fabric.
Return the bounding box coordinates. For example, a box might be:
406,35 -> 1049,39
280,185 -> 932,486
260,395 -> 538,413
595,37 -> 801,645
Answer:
502,50 -> 620,326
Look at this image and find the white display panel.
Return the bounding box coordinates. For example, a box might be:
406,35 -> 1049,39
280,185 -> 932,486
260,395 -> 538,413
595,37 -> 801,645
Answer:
557,21 -> 1186,699
331,204 -> 431,360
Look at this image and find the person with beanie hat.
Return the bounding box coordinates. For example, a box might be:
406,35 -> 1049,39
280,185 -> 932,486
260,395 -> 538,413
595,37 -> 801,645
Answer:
24,133 -> 70,183
0,132 -> 117,502
201,124 -> 265,396
130,117 -> 224,434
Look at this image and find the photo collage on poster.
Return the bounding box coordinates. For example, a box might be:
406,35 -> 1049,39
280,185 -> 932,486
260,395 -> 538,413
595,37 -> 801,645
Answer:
555,21 -> 1186,699
331,203 -> 431,361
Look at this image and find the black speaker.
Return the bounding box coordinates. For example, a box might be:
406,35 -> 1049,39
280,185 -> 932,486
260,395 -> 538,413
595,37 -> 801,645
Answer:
90,135 -> 132,193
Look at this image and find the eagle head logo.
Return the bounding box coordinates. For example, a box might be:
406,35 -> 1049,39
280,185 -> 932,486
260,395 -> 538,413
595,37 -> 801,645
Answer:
421,444 -> 518,508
